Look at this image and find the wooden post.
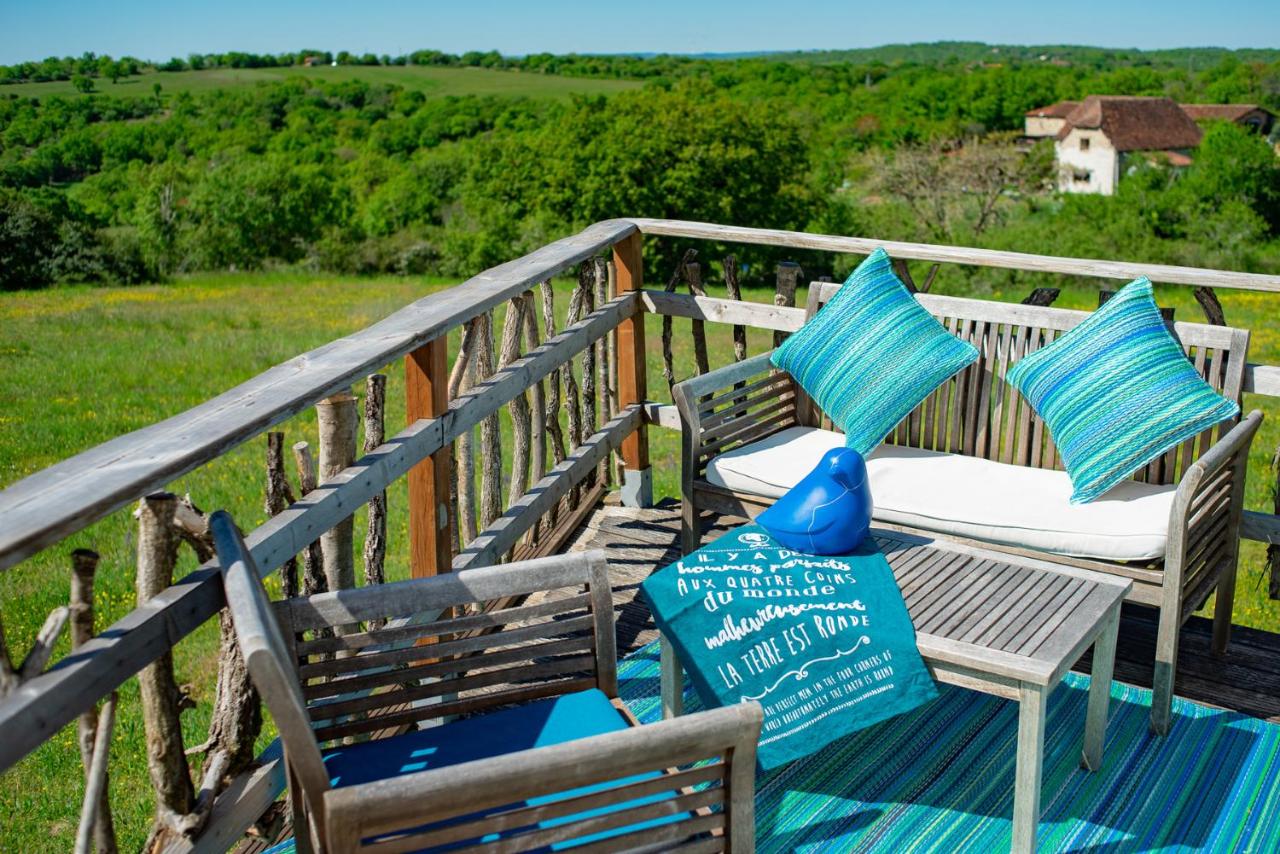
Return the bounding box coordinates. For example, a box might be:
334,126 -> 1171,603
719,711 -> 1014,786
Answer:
291,442 -> 326,595
264,433 -> 298,599
362,374 -> 387,594
613,232 -> 651,507
71,549 -> 117,854
1194,286 -> 1227,325
685,260 -> 710,377
1022,287 -> 1060,306
774,261 -> 802,348
564,279 -> 586,509
661,249 -> 698,390
475,313 -> 503,530
580,266 -> 598,488
136,493 -> 195,845
174,499 -> 261,822
523,293 -> 548,511
449,320 -> 481,550
406,338 -> 452,578
499,298 -> 532,505
606,261 -> 623,487
540,282 -> 568,527
316,393 -> 358,597
723,255 -> 748,365
593,259 -> 611,486
1269,444 -> 1280,600
0,610 -> 14,699
74,692 -> 117,854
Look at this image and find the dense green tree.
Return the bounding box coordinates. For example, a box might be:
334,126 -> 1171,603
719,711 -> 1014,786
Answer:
1179,122 -> 1280,232
0,189 -> 59,289
1,48 -> 1278,289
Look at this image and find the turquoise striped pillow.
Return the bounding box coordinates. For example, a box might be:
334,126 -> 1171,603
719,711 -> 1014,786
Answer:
771,248 -> 979,455
1007,278 -> 1239,504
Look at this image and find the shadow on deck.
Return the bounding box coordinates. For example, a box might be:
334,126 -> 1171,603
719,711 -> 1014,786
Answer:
567,495 -> 1280,723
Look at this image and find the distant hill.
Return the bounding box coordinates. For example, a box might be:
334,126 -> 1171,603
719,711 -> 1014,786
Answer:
762,42 -> 1280,68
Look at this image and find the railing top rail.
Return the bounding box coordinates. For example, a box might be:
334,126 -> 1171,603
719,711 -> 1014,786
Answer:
631,219 -> 1280,293
0,218 -> 636,572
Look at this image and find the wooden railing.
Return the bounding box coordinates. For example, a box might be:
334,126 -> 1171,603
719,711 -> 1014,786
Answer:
1,218 -> 1279,852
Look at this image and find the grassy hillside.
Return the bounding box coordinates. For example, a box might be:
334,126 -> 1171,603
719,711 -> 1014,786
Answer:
0,64 -> 641,100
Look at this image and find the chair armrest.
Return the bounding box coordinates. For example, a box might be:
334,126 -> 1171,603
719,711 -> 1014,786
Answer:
323,702 -> 764,852
673,351 -> 802,483
1166,410 -> 1264,590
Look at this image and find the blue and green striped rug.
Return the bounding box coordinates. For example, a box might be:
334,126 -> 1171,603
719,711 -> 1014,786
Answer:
618,642 -> 1280,853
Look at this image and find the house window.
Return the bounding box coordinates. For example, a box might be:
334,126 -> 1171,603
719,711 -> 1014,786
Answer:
1073,169 -> 1091,183
1080,137 -> 1091,151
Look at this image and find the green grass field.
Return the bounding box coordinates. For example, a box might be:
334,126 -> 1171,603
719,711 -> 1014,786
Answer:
0,65 -> 641,101
1,268 -> 1278,851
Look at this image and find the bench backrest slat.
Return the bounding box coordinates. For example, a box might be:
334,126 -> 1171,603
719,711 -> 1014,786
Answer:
804,281 -> 1250,484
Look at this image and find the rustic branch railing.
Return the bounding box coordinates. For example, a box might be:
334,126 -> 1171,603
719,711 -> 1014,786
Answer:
0,219 -> 639,573
1,218 -> 1279,852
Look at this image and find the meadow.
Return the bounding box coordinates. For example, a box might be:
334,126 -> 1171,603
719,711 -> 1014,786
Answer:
1,266 -> 1279,851
0,64 -> 641,100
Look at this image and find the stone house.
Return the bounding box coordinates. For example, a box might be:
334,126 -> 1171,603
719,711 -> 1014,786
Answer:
1050,96 -> 1202,195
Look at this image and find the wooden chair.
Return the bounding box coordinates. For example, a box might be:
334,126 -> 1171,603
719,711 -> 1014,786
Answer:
673,286 -> 1263,735
209,511 -> 762,853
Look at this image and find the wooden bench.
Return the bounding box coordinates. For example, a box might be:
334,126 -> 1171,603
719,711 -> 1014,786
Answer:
660,528 -> 1131,854
672,285 -> 1262,735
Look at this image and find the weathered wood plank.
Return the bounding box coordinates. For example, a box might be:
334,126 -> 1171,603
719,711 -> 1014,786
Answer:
167,743 -> 284,854
642,289 -> 804,332
1242,510 -> 1280,545
0,219 -> 638,572
631,219 -> 1280,292
1245,363 -> 1280,397
286,559 -> 592,633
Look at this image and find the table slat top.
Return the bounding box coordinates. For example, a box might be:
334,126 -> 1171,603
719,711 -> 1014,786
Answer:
876,530 -> 1131,685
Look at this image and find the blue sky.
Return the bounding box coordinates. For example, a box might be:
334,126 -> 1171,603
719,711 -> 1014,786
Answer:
1,0 -> 1278,64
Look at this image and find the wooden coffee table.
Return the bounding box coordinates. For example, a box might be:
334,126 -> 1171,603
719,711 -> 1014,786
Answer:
659,527 -> 1131,854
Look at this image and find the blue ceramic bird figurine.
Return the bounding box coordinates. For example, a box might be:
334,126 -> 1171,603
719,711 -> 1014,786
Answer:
757,447 -> 873,555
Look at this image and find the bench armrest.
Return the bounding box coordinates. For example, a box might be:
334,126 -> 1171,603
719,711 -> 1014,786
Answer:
1166,409 -> 1264,602
672,352 -> 804,487
324,702 -> 763,852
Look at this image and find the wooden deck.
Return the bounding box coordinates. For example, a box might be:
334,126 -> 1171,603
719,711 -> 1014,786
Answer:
565,495 -> 1280,723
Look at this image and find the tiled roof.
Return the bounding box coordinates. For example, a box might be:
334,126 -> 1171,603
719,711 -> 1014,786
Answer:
1179,103 -> 1269,122
1056,96 -> 1202,151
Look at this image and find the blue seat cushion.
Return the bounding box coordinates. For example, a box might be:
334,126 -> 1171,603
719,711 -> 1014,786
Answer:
308,689 -> 689,852
321,688 -> 630,788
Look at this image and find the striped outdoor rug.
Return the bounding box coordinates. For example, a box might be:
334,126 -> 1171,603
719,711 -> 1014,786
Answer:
618,642 -> 1280,853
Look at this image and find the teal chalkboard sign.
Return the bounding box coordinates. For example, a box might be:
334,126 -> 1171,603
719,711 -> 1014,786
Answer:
642,524 -> 937,770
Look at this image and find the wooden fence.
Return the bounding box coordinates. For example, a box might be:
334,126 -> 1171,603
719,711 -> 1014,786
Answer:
1,219 -> 1279,851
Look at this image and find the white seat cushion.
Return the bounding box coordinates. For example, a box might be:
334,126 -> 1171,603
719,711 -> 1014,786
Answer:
704,426 -> 1175,562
